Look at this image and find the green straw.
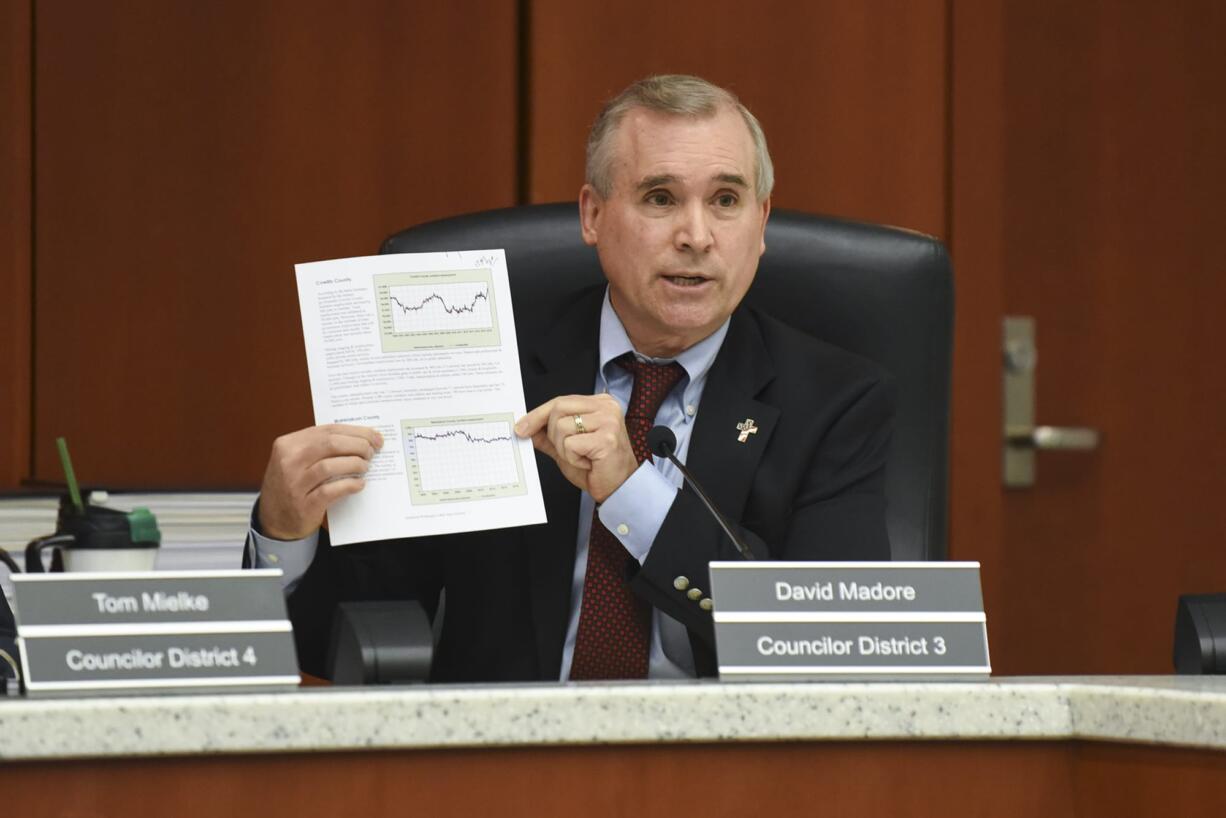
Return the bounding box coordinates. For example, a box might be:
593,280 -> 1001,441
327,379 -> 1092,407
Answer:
56,437 -> 85,512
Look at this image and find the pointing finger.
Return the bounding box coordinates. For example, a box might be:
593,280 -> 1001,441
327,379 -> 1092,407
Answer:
515,399 -> 557,438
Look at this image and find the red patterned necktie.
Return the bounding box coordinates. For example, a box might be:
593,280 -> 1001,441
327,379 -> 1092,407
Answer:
569,355 -> 685,680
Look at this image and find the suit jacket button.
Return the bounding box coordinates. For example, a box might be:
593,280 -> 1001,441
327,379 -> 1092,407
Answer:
686,588 -> 703,601
699,598 -> 714,611
673,576 -> 690,591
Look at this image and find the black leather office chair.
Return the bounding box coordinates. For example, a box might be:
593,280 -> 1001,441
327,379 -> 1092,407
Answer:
383,203 -> 952,561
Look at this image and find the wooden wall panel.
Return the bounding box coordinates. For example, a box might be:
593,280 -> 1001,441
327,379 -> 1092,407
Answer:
950,0 -> 1226,673
0,0 -> 31,489
4,742 -> 1081,818
1072,743 -> 1226,815
527,0 -> 949,238
18,740 -> 1226,818
31,0 -> 518,487
995,1 -> 1226,673
947,1 -> 1006,635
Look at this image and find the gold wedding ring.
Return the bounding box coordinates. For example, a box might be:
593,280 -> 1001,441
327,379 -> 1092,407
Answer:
573,414 -> 587,434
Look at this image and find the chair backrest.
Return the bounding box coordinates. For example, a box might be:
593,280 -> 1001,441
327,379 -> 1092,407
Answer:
383,203 -> 952,561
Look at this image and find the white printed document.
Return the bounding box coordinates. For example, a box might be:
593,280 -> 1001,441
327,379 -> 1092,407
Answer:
295,250 -> 547,546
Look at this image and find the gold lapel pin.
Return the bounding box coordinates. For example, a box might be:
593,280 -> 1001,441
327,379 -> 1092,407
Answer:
736,418 -> 759,443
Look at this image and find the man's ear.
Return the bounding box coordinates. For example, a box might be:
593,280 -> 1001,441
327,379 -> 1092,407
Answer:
758,195 -> 772,256
579,184 -> 602,247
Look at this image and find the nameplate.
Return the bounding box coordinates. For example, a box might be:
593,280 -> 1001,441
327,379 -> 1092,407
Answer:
13,570 -> 300,696
708,562 -> 991,681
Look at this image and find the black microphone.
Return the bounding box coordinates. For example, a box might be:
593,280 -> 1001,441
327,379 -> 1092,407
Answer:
647,426 -> 755,561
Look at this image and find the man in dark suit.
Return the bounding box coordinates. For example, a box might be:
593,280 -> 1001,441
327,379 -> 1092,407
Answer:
250,75 -> 893,681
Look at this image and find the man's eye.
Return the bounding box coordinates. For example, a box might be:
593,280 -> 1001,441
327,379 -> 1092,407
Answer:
646,192 -> 672,206
715,193 -> 738,207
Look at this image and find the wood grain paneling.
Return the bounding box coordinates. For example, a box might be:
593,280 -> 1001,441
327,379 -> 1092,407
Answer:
947,0 -> 1006,637
3,741 -> 1081,818
15,739 -> 1226,818
0,0 -> 31,489
996,1 -> 1226,673
527,0 -> 949,238
31,0 -> 518,487
10,737 -> 1226,817
950,0 -> 1226,673
1073,743 -> 1226,814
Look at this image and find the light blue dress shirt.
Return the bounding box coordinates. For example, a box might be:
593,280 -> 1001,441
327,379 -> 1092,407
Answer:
249,288 -> 729,680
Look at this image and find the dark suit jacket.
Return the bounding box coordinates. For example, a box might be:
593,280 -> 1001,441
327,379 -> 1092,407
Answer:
287,287 -> 895,681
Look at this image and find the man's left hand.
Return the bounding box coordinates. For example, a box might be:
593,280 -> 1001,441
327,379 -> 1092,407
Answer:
515,394 -> 638,503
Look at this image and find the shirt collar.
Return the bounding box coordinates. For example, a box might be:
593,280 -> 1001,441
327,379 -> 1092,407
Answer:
597,287 -> 730,391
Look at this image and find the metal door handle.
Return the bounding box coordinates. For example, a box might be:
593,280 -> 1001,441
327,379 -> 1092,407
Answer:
1003,317 -> 1102,487
1006,425 -> 1100,451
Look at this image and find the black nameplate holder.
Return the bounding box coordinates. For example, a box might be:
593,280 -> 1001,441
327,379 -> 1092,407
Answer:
12,570 -> 299,697
708,561 -> 991,681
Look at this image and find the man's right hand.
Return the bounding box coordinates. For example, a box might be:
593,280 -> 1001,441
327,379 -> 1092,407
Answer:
257,424 -> 384,540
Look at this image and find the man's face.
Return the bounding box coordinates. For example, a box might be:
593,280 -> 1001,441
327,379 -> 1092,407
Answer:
579,106 -> 771,357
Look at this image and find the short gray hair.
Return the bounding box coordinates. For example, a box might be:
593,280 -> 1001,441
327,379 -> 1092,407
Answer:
585,74 -> 775,201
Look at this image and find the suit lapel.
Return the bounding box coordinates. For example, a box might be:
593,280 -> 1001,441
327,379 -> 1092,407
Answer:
684,310 -> 779,522
521,287 -> 604,678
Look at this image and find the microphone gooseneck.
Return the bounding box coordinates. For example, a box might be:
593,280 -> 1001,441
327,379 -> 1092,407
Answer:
647,425 -> 678,459
648,425 -> 755,560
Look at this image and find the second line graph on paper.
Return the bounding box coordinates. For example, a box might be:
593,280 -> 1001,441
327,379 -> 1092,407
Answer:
401,414 -> 527,505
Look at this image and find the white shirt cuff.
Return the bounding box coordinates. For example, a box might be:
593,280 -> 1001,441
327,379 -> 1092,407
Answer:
597,462 -> 677,565
246,528 -> 319,594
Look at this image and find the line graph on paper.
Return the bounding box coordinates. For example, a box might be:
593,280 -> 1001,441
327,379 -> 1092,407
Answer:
402,414 -> 527,504
375,269 -> 500,352
389,282 -> 491,333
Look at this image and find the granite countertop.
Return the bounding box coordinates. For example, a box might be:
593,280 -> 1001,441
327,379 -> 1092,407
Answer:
3,676 -> 1226,761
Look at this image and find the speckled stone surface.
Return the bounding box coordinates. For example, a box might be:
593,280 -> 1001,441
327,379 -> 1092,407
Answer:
2,676 -> 1225,761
